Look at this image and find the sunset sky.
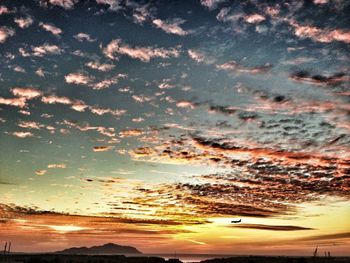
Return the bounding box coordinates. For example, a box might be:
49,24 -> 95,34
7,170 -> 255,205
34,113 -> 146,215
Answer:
0,0 -> 349,256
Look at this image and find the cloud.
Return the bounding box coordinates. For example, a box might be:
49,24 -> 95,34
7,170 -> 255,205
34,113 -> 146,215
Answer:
11,87 -> 43,99
290,70 -> 349,86
13,131 -> 34,138
289,20 -> 350,44
41,95 -> 88,112
103,39 -> 180,62
188,49 -> 215,64
200,0 -> 226,10
209,105 -> 238,115
39,22 -> 62,36
18,121 -> 42,130
0,97 -> 27,108
1,87 -> 42,108
35,170 -> 47,175
176,100 -> 195,109
92,74 -> 126,90
119,129 -> 143,137
128,131 -> 350,218
0,6 -> 10,15
42,95 -> 73,105
152,19 -> 188,36
62,120 -> 116,138
233,224 -> 315,231
86,61 -> 114,72
93,146 -> 114,152
74,33 -> 95,42
217,60 -> 272,74
31,44 -> 63,57
96,0 -> 122,12
14,17 -> 34,28
47,0 -> 78,10
244,14 -> 265,24
0,26 -> 15,43
313,0 -> 328,4
47,164 -> 66,169
131,4 -> 152,24
89,106 -> 126,117
296,232 -> 350,241
65,72 -> 93,85
132,95 -> 154,103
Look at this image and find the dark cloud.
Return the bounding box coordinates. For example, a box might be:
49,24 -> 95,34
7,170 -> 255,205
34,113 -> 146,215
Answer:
290,70 -> 349,86
233,224 -> 315,231
296,232 -> 350,241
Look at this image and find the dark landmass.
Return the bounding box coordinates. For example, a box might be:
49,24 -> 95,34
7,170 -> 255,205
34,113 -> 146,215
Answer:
1,254 -> 350,263
55,242 -> 142,255
201,256 -> 350,263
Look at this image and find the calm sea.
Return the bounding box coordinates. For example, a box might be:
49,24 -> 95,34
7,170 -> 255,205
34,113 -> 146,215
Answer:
145,254 -> 235,263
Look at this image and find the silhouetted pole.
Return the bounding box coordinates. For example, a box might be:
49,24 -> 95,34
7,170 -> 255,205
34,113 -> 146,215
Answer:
3,242 -> 7,255
7,242 -> 11,255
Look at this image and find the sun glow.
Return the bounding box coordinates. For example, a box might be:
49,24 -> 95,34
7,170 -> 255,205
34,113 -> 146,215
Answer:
47,225 -> 89,232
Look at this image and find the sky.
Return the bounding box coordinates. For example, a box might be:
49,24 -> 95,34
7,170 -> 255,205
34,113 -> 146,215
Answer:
0,0 -> 349,256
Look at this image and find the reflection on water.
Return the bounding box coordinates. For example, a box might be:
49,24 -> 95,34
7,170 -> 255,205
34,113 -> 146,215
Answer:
145,254 -> 235,263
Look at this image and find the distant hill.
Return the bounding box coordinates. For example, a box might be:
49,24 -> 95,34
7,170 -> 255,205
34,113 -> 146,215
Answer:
55,243 -> 142,255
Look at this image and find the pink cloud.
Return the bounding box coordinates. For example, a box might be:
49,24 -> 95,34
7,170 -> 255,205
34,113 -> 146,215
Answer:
14,17 -> 34,28
0,26 -> 15,43
200,0 -> 226,10
31,44 -> 63,57
85,61 -> 114,71
244,14 -> 265,24
0,97 -> 27,108
74,33 -> 95,42
290,20 -> 350,44
48,0 -> 78,10
41,95 -> 73,105
18,121 -> 42,130
103,39 -> 180,62
89,106 -> 126,117
39,22 -> 62,36
65,72 -> 93,85
11,87 -> 43,99
0,6 -> 10,15
152,19 -> 188,36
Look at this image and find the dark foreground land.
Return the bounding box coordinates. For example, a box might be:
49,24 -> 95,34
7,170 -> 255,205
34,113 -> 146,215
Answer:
1,254 -> 350,263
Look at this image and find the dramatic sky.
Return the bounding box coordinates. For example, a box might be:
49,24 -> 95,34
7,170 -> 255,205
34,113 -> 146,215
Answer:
0,0 -> 349,256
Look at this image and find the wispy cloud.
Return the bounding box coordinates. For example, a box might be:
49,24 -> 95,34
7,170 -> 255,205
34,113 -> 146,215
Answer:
233,224 -> 315,231
47,0 -> 78,10
65,72 -> 93,85
217,60 -> 272,74
39,22 -> 63,36
85,61 -> 114,71
14,17 -> 34,28
103,39 -> 180,62
74,33 -> 95,42
289,20 -> 350,44
152,18 -> 188,36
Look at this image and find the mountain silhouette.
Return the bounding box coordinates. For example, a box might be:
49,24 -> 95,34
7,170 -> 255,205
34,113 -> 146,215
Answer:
55,243 -> 142,255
